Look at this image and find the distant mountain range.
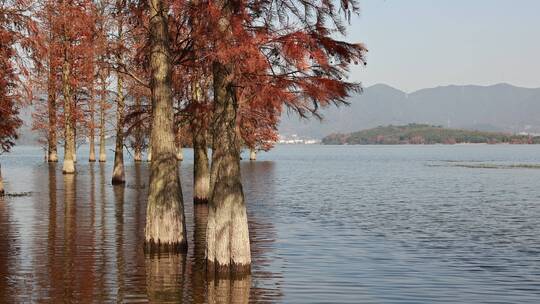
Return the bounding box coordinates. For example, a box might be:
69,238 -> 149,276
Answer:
15,83 -> 540,145
279,83 -> 540,139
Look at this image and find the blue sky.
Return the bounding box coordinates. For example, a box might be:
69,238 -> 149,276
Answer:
345,0 -> 540,92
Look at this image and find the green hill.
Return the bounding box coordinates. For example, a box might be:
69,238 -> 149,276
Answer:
321,124 -> 540,145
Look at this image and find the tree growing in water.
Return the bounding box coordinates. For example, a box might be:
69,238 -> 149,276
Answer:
201,0 -> 366,276
144,0 -> 187,253
0,0 -> 36,194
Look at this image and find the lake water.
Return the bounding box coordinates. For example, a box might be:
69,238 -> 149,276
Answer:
1,145 -> 540,303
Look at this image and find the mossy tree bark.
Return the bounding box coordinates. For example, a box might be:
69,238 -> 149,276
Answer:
98,74 -> 107,162
206,61 -> 251,276
62,57 -> 75,174
144,0 -> 187,253
47,57 -> 58,162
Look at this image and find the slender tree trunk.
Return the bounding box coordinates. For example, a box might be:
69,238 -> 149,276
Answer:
134,146 -> 143,162
134,149 -> 143,162
47,59 -> 58,162
144,0 -> 187,253
193,132 -> 209,204
62,57 -> 75,174
0,163 -> 4,196
89,88 -> 96,162
249,148 -> 256,161
176,146 -> 183,161
206,61 -> 251,276
192,84 -> 210,204
112,6 -> 125,184
111,73 -> 125,184
134,97 -> 143,162
146,139 -> 152,162
72,126 -> 77,163
99,76 -> 107,162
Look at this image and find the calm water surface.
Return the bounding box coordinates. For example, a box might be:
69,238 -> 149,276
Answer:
1,145 -> 540,303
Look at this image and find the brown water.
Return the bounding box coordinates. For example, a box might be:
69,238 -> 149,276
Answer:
2,145 -> 540,303
0,149 -> 281,303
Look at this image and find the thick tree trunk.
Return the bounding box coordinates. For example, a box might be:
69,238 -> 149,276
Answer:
206,61 -> 251,276
249,148 -> 256,161
144,0 -> 187,253
62,58 -> 75,174
111,73 -> 125,185
89,88 -> 96,162
0,163 -> 4,196
47,60 -> 58,162
99,76 -> 107,162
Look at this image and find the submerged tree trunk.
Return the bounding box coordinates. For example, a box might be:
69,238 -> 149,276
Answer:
145,253 -> 186,302
206,61 -> 251,276
47,60 -> 58,162
144,0 -> 187,253
111,73 -> 125,184
207,276 -> 251,304
99,75 -> 107,162
249,148 -> 256,161
89,88 -> 96,162
62,58 -> 75,174
0,163 -> 4,195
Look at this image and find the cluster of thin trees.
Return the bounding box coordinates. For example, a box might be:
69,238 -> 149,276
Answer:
0,0 -> 365,276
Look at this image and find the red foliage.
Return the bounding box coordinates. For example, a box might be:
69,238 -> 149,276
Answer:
0,0 -> 37,152
163,0 -> 366,150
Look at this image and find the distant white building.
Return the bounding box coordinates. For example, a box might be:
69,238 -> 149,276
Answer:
278,134 -> 320,144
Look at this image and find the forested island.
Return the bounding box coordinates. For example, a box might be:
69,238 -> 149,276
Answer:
322,124 -> 540,145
